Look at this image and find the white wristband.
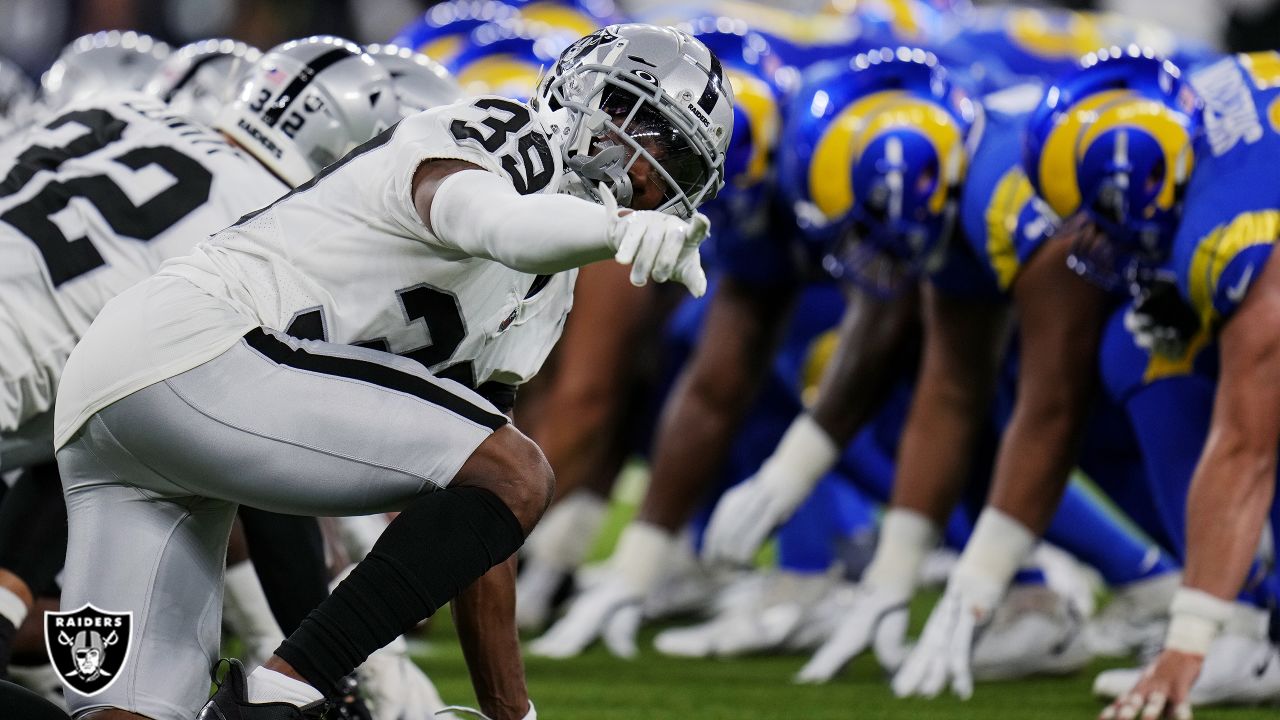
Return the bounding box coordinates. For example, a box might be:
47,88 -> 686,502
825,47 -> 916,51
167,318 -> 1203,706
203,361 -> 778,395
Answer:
610,522 -> 674,596
756,414 -> 840,512
862,508 -> 939,596
1165,587 -> 1233,655
951,508 -> 1036,608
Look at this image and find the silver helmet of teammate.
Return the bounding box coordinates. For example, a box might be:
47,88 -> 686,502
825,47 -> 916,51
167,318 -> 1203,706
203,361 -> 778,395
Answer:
536,23 -> 733,219
214,36 -> 400,187
0,56 -> 36,139
144,39 -> 262,126
41,31 -> 171,108
364,43 -> 463,117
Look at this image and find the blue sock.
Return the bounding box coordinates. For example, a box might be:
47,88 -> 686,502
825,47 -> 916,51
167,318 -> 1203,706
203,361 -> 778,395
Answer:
1043,481 -> 1176,587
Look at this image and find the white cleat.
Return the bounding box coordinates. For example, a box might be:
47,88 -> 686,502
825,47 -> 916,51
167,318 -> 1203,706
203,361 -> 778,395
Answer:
971,583 -> 1093,681
1084,571 -> 1180,658
653,570 -> 845,658
1094,604 -> 1280,706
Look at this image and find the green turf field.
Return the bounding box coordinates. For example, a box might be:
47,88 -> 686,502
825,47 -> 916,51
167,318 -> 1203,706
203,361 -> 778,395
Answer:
407,496 -> 1279,720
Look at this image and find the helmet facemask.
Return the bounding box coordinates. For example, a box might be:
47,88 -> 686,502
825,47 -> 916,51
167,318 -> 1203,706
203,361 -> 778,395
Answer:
542,47 -> 725,219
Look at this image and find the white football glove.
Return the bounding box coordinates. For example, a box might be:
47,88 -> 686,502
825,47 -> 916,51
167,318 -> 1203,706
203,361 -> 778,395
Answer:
891,572 -> 1003,700
527,575 -> 643,659
702,415 -> 839,567
359,636 -> 446,720
795,583 -> 912,683
701,474 -> 796,567
601,183 -> 709,297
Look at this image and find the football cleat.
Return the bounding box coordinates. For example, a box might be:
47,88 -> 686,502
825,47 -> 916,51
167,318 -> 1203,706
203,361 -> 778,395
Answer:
1093,606 -> 1280,706
654,570 -> 846,658
197,659 -> 329,720
971,583 -> 1093,680
1083,571 -> 1180,658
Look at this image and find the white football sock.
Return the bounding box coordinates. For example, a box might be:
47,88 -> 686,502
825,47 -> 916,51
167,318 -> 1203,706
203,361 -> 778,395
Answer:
0,586 -> 28,628
246,666 -> 324,706
223,561 -> 285,658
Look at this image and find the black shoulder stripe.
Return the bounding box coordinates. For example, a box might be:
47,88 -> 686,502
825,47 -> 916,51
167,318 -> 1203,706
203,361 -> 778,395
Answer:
232,121 -> 398,227
261,48 -> 354,127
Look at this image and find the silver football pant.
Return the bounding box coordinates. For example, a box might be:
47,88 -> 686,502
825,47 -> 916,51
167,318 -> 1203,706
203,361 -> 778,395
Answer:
57,330 -> 505,718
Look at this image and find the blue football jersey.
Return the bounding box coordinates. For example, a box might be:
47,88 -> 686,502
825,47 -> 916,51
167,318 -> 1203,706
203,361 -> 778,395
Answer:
1172,52 -> 1280,328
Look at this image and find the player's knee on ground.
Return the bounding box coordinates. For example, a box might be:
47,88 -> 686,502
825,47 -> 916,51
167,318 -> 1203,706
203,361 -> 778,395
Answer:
454,426 -> 555,535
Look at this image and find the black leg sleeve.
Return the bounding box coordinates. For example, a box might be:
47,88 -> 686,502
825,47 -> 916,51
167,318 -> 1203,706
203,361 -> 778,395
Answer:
0,463 -> 68,597
276,486 -> 523,696
237,507 -> 331,636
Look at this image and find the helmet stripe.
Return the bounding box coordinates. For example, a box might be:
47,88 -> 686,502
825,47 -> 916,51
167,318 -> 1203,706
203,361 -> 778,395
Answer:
262,47 -> 356,127
698,50 -> 725,114
162,51 -> 234,103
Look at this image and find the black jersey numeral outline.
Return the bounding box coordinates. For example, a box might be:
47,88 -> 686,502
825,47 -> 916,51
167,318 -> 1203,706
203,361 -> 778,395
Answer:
285,284 -> 475,385
449,98 -> 554,195
0,108 -> 213,286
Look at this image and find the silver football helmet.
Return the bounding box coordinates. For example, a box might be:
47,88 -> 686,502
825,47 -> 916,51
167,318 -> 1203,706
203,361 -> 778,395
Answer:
364,43 -> 463,117
144,39 -> 262,126
0,56 -> 36,139
41,31 -> 171,108
536,23 -> 733,219
214,36 -> 400,187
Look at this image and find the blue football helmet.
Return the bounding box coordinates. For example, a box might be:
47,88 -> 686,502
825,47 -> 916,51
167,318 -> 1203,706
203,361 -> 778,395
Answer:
446,19 -> 574,100
1024,46 -> 1201,290
779,47 -> 979,296
390,0 -> 521,65
503,0 -> 622,35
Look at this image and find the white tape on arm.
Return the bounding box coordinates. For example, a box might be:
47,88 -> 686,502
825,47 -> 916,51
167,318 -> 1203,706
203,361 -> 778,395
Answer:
610,522 -> 676,596
862,508 -> 940,596
1165,587 -> 1234,656
950,507 -> 1037,609
756,413 -> 840,512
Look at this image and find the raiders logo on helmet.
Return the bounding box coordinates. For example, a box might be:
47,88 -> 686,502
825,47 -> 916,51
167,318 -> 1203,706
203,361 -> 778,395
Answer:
44,604 -> 133,696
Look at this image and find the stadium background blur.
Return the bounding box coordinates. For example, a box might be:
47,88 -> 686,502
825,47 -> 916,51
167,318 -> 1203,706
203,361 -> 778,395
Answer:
4,0 -> 1280,79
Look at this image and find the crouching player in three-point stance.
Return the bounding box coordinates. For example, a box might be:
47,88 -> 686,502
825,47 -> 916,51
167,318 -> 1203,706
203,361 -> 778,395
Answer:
51,23 -> 733,720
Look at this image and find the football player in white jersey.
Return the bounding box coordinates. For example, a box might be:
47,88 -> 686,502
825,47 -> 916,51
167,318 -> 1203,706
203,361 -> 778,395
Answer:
0,35 -> 400,693
53,23 -> 732,720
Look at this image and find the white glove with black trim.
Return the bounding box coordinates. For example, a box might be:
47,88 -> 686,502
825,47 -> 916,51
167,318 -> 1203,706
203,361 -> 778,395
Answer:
601,183 -> 709,297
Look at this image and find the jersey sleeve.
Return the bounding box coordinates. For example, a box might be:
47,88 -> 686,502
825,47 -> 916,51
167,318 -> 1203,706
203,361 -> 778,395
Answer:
1176,210 -> 1280,324
383,97 -> 561,246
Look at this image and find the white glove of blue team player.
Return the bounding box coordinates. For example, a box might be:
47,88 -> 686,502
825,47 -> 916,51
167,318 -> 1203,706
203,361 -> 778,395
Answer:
891,571 -> 1004,699
360,635 -> 446,719
437,700 -> 536,720
527,573 -> 644,659
795,583 -> 912,683
702,415 -> 839,567
602,183 -> 710,297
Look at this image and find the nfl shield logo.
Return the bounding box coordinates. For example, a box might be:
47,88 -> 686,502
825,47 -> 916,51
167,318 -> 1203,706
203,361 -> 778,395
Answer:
44,604 -> 133,697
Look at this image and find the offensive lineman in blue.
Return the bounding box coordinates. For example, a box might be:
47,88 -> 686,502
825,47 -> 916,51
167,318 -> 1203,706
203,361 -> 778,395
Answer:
701,45 -> 1183,683
1040,50 -> 1280,719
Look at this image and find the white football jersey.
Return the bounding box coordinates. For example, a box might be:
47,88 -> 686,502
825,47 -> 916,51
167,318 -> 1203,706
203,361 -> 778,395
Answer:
55,97 -> 576,447
0,92 -> 287,433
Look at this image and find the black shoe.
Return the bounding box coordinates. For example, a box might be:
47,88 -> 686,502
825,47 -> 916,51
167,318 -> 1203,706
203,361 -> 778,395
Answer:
197,659 -> 330,720
329,673 -> 372,720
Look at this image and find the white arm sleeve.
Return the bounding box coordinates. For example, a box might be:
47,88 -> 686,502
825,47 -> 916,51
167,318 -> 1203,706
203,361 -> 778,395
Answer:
429,169 -> 617,275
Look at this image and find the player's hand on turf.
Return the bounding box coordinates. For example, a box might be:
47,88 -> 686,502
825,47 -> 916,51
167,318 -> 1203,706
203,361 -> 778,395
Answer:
528,576 -> 643,659
601,183 -> 710,297
794,583 -> 911,683
891,573 -> 1002,700
701,474 -> 792,567
1099,650 -> 1202,720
